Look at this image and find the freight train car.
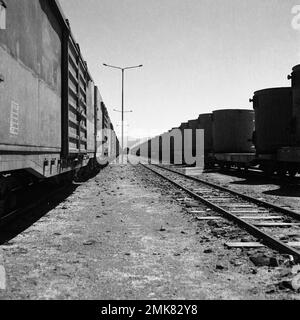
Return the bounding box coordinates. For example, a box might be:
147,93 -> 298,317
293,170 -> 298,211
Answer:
250,87 -> 294,175
197,113 -> 214,167
276,65 -> 300,176
212,109 -> 256,170
94,87 -> 120,165
183,113 -> 213,168
0,0 -> 119,216
249,71 -> 300,177
130,64 -> 300,177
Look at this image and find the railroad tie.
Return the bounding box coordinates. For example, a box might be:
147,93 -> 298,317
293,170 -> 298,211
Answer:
145,164 -> 300,259
254,222 -> 300,227
225,242 -> 300,248
225,204 -> 256,208
231,210 -> 269,214
239,216 -> 282,220
196,216 -> 222,220
225,242 -> 265,248
176,197 -> 193,202
196,216 -> 282,221
205,196 -> 233,199
189,210 -> 206,214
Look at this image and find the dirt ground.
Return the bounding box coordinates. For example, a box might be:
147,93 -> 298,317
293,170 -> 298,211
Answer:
0,164 -> 299,300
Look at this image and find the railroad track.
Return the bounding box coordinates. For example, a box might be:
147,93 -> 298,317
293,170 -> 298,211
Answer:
142,163 -> 300,262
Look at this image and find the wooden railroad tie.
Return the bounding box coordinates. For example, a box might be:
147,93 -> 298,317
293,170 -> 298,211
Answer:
225,242 -> 300,248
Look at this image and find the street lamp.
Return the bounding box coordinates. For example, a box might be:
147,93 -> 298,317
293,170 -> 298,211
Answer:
103,63 -> 143,163
113,109 -> 133,114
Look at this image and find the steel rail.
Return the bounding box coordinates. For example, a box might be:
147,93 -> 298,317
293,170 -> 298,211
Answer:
142,164 -> 300,262
155,165 -> 300,221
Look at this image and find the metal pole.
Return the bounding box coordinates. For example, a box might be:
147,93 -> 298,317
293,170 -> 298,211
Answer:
102,63 -> 143,164
122,69 -> 124,164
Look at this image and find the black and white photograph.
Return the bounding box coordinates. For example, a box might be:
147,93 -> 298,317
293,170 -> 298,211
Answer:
1,0 -> 300,306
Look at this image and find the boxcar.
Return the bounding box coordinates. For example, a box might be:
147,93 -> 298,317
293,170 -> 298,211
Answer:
0,0 -> 118,215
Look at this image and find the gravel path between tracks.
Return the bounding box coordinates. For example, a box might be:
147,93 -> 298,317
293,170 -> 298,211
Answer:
199,171 -> 300,213
0,165 -> 299,300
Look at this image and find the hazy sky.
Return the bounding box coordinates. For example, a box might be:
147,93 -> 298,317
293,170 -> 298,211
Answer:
59,0 -> 300,139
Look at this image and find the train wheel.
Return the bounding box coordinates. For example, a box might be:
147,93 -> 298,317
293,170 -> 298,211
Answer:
0,177 -> 7,217
0,200 -> 5,217
224,164 -> 230,171
288,169 -> 297,178
277,168 -> 287,177
48,175 -> 63,186
0,176 -> 21,217
262,167 -> 273,177
66,171 -> 75,184
260,163 -> 275,176
74,167 -> 89,182
0,192 -> 16,218
7,192 -> 17,211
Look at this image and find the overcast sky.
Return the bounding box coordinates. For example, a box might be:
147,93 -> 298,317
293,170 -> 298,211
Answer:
59,0 -> 300,140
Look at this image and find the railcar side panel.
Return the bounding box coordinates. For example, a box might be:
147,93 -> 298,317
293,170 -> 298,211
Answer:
0,0 -> 62,154
65,38 -> 86,154
86,80 -> 95,154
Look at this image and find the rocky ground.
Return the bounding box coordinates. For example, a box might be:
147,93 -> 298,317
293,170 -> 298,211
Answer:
0,164 -> 299,300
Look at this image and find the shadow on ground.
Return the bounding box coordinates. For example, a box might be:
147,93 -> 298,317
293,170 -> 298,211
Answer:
263,185 -> 300,198
0,170 -> 101,245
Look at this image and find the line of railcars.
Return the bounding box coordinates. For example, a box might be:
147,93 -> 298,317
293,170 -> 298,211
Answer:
133,65 -> 300,177
0,0 -> 119,216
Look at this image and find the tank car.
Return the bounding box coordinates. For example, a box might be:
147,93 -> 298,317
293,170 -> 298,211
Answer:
182,115 -> 213,167
187,119 -> 199,163
197,113 -> 214,168
264,66 -> 300,176
249,86 -> 299,176
178,122 -> 189,165
212,109 -> 256,169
